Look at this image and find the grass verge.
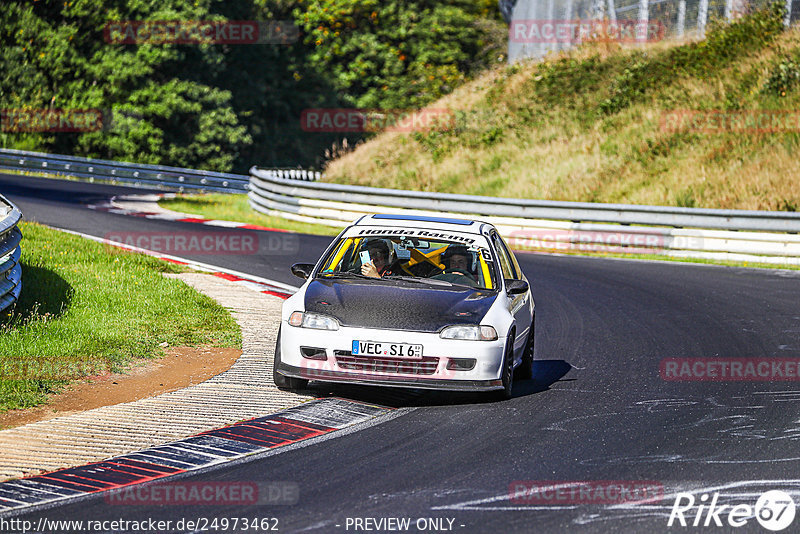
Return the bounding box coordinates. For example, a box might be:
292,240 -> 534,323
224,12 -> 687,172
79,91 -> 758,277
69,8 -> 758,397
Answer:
0,221 -> 241,413
159,192 -> 341,236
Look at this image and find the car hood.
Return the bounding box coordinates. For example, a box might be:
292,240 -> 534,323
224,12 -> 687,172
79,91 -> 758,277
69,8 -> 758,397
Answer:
304,279 -> 498,332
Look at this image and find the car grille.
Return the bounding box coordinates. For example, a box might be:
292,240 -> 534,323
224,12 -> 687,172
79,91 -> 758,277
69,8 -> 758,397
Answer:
333,351 -> 439,375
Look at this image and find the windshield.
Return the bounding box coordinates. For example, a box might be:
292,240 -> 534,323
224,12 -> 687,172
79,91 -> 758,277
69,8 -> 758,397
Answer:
317,235 -> 497,290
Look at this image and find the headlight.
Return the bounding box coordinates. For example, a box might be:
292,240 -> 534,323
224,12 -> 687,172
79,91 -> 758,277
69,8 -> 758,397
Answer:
440,325 -> 498,341
288,311 -> 339,331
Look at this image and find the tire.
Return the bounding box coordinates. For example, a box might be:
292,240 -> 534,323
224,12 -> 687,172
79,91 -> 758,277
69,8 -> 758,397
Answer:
492,335 -> 515,401
272,329 -> 309,390
515,314 -> 535,381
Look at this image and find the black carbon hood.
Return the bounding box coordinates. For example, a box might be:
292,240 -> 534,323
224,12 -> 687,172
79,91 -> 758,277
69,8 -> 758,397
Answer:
304,279 -> 498,332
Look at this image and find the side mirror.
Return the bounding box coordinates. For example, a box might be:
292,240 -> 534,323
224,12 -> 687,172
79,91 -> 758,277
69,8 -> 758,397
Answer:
291,263 -> 315,280
505,279 -> 529,295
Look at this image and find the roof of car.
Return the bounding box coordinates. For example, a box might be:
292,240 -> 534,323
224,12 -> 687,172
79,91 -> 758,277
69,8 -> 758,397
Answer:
354,214 -> 490,234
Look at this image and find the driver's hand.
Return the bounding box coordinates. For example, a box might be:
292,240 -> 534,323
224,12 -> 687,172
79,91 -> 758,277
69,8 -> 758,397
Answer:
448,269 -> 476,280
361,262 -> 380,278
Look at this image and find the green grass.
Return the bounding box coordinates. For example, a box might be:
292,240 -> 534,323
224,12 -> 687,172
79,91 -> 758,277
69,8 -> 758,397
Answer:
0,222 -> 241,413
159,193 -> 341,236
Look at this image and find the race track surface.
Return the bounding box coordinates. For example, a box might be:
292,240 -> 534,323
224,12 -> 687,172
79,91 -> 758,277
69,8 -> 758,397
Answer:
3,173 -> 800,533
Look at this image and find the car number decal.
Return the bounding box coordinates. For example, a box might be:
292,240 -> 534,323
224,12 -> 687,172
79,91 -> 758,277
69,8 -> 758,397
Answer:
352,340 -> 423,359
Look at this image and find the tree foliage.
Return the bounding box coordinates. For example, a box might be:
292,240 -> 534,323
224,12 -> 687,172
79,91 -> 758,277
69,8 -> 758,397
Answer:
295,0 -> 505,109
1,0 -> 505,171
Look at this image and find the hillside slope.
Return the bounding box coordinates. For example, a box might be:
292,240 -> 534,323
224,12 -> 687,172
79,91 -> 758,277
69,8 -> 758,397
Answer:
324,6 -> 800,211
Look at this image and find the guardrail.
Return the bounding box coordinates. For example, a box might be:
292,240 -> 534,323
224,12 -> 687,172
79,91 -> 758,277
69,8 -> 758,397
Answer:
249,167 -> 800,266
0,149 -> 320,193
0,148 -> 249,192
0,196 -> 22,313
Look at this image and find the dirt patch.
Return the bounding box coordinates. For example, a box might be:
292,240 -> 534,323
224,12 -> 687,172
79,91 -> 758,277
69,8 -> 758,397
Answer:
0,346 -> 240,429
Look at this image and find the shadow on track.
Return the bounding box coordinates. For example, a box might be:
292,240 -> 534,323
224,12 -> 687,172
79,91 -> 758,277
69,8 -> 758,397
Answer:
303,359 -> 573,408
513,359 -> 574,397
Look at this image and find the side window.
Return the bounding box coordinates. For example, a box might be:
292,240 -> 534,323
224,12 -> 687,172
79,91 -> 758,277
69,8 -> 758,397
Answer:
498,234 -> 522,278
492,234 -> 516,280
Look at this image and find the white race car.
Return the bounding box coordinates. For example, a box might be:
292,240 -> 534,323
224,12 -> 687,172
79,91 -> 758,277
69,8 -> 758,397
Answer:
273,214 -> 535,399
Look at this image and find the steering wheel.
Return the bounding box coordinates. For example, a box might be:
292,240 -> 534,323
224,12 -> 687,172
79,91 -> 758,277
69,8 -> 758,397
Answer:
432,271 -> 479,287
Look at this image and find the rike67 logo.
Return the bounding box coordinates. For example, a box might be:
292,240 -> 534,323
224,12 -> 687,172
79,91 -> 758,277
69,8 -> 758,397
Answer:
668,490 -> 796,531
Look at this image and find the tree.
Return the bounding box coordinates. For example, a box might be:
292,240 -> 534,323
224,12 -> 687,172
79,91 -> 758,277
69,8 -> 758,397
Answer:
294,0 -> 506,109
1,0 -> 251,172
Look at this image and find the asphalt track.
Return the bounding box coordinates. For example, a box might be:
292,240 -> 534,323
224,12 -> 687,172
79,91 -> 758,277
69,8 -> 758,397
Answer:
3,172 -> 800,533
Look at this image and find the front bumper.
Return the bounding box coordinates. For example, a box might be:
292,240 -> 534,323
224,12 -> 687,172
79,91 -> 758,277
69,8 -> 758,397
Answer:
276,362 -> 503,391
277,323 -> 507,392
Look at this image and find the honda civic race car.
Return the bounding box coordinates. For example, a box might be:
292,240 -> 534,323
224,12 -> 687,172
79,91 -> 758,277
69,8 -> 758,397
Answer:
273,214 -> 535,399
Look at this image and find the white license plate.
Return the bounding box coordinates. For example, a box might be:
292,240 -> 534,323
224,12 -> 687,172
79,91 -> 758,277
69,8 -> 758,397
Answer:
352,340 -> 423,359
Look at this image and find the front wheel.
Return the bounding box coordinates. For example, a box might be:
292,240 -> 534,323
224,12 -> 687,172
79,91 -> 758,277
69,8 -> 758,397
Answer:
491,337 -> 515,401
272,329 -> 309,390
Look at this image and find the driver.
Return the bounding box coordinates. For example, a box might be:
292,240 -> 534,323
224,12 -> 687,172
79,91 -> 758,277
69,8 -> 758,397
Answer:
441,245 -> 476,281
360,239 -> 395,278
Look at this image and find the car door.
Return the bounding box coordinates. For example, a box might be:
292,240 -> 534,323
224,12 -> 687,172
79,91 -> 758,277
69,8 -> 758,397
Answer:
491,232 -> 533,362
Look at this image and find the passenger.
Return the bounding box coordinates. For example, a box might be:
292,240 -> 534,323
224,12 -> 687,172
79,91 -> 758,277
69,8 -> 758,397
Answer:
360,240 -> 395,278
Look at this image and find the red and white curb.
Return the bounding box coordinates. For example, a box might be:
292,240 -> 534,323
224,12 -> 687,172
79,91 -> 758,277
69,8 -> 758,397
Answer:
87,193 -> 288,234
0,398 -> 391,514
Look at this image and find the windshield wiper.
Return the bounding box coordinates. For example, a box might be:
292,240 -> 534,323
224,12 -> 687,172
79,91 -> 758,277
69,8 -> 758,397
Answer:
387,275 -> 453,287
319,271 -> 373,280
321,272 -> 457,287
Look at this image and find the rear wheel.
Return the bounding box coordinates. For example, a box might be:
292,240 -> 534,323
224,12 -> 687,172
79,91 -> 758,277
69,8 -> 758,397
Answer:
515,314 -> 535,381
272,329 -> 309,390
